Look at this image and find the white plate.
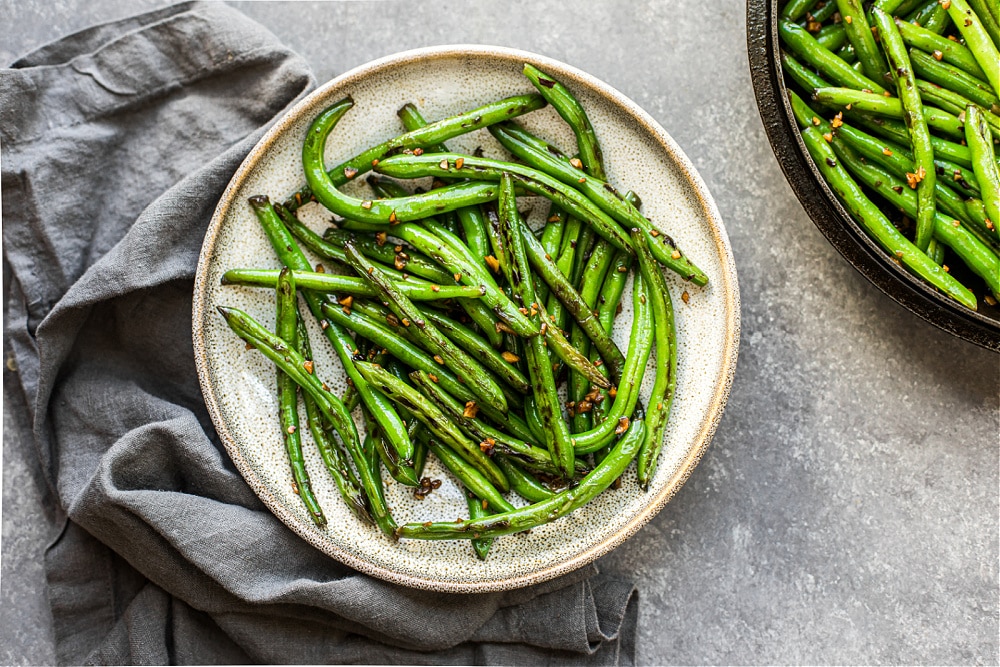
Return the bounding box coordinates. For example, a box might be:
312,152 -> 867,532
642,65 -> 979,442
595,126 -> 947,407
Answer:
192,45 -> 740,592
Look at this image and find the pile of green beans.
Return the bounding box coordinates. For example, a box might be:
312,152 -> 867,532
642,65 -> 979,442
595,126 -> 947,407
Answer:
779,0 -> 1000,310
218,64 -> 697,559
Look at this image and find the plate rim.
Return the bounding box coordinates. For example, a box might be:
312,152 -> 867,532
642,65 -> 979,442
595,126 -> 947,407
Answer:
746,0 -> 1000,352
192,44 -> 741,593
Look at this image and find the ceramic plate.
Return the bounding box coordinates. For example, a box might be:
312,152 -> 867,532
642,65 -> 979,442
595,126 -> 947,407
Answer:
193,45 -> 740,592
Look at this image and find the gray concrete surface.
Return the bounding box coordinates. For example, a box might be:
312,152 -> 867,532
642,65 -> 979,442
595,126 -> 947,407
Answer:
2,1 -> 997,664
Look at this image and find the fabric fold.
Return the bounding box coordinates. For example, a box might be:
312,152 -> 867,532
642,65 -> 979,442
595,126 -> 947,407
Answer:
2,2 -> 640,664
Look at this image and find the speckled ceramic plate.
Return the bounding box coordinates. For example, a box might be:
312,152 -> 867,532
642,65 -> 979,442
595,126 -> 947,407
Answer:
193,46 -> 740,593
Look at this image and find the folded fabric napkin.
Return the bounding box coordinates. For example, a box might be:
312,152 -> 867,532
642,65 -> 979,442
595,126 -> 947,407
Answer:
1,2 -> 638,664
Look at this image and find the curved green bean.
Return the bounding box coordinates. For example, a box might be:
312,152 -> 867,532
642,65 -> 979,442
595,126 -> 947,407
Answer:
286,93 -> 546,210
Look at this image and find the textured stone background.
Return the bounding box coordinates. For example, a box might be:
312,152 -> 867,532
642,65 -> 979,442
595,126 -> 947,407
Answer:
2,1 -> 997,664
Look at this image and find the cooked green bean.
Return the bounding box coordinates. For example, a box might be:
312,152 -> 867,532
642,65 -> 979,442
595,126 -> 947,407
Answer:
908,47 -> 1000,112
832,140 -> 1000,296
965,105 -> 1000,243
522,229 -> 627,384
275,269 -> 326,526
632,230 -> 678,489
780,19 -> 889,93
895,18 -> 988,80
941,0 -> 1000,97
302,99 -> 503,225
522,64 -> 606,180
222,267 -> 484,301
798,125 -> 976,308
838,0 -> 890,83
297,318 -> 373,525
488,123 -> 709,284
284,208 -> 454,285
353,361 -> 509,492
498,172 -> 576,479
494,455 -> 555,503
219,305 -> 397,535
812,86 -> 966,138
342,241 -> 508,414
408,369 -> 577,476
397,419 -> 646,540
286,94 -> 546,210
419,434 -> 514,514
245,195 -> 397,535
466,490 -> 494,560
571,275 -> 654,454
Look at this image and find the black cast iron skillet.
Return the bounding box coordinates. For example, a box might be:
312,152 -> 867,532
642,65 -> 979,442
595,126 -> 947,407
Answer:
747,0 -> 1000,352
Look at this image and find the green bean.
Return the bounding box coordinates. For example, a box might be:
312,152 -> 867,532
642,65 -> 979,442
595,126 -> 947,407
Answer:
567,239 -> 614,433
910,0 -> 950,33
274,269 -> 326,526
829,136 -> 1000,295
816,23 -> 850,51
219,305 -> 397,535
419,434 -> 514,513
571,275 -> 654,454
318,300 -> 494,417
909,47 -> 1000,113
807,0 -> 840,24
498,172 -> 576,479
895,18 -> 988,80
812,86 -> 966,139
849,110 -> 975,166
965,105 -> 1000,243
522,64 -> 606,180
373,222 -> 537,337
915,81 -> 1000,137
964,0 -> 1000,47
488,124 -> 709,285
222,267 -> 484,301
360,403 -> 420,487
342,241 -> 508,414
541,205 -> 568,257
395,104 -> 493,263
798,126 -> 977,308
417,308 -> 531,394
784,0 -> 820,20
876,9 -> 939,250
354,361 -> 509,492
408,369 -> 576,476
941,0 -> 1000,96
631,230 -> 678,489
302,99 -> 503,225
296,318 -> 373,525
330,212 -> 503,346
874,0 -> 928,17
528,300 -> 611,389
396,419 -> 646,540
285,94 -> 546,210
780,19 -> 889,94
838,0 -> 891,83
965,198 -> 1000,247
245,195 -> 397,535
590,251 -> 632,428
494,455 -> 555,503
521,229 -> 627,384
466,490 -> 494,560
292,213 -> 454,285
375,152 -> 634,254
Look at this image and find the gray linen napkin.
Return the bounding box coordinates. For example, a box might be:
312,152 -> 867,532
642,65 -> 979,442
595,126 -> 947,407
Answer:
1,2 -> 638,664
